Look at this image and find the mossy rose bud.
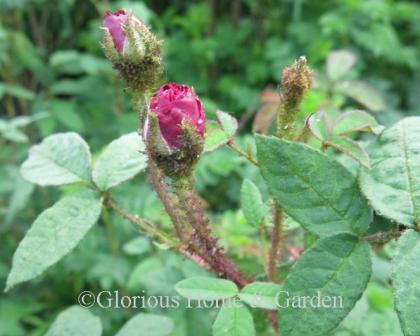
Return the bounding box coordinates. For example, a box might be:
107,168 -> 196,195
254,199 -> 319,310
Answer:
277,56 -> 313,138
150,83 -> 205,149
103,10 -> 135,54
101,9 -> 161,93
281,56 -> 312,107
145,83 -> 206,178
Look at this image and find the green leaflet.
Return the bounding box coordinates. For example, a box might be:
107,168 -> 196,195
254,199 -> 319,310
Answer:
45,306 -> 102,336
240,179 -> 266,227
326,50 -> 356,81
326,135 -> 370,168
216,110 -> 238,137
336,80 -> 385,112
175,277 -> 238,301
5,190 -> 102,291
204,111 -> 238,153
332,110 -> 384,136
278,233 -> 371,336
115,313 -> 174,336
204,121 -> 231,152
212,303 -> 255,336
359,117 -> 420,227
92,132 -> 147,191
392,230 -> 420,336
21,132 -> 92,186
122,236 -> 151,255
256,135 -> 371,237
5,172 -> 34,224
238,282 -> 282,310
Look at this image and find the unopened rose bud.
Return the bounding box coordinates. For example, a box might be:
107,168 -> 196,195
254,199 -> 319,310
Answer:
103,10 -> 135,54
145,82 -> 206,178
101,9 -> 161,93
149,83 -> 205,149
281,56 -> 312,107
277,56 -> 313,138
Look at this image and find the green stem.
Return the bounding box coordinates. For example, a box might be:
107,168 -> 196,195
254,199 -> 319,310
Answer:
104,196 -> 216,271
101,206 -> 119,256
104,196 -> 177,246
133,93 -> 149,132
269,89 -> 296,283
276,102 -> 298,139
227,140 -> 259,166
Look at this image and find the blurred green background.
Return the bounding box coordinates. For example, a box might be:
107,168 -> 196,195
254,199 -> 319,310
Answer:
0,0 -> 419,335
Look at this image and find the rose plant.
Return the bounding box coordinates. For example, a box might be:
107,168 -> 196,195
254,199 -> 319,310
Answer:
4,9 -> 420,336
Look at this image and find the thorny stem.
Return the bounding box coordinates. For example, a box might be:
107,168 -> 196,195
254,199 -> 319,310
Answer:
267,204 -> 283,283
148,160 -> 187,241
145,159 -> 249,287
268,104 -> 290,284
227,140 -> 259,166
148,162 -> 217,268
172,175 -> 250,288
171,176 -> 211,242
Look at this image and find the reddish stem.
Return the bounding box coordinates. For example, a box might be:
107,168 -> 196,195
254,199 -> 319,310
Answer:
268,205 -> 283,282
172,176 -> 250,288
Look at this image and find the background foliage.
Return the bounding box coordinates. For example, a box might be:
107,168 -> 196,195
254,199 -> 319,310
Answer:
1,0 -> 419,335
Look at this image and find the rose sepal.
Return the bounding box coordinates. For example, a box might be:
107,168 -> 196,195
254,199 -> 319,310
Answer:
145,112 -> 204,179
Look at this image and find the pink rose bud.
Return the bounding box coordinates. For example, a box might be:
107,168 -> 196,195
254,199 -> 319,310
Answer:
101,10 -> 161,93
102,9 -> 140,54
149,83 -> 206,149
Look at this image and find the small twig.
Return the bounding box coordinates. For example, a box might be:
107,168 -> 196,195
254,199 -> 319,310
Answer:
104,196 -> 177,246
268,205 -> 283,283
104,196 -> 216,271
227,140 -> 259,166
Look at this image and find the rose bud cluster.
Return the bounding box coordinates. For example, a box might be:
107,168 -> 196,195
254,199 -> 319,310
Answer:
101,10 -> 162,93
144,82 -> 206,178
